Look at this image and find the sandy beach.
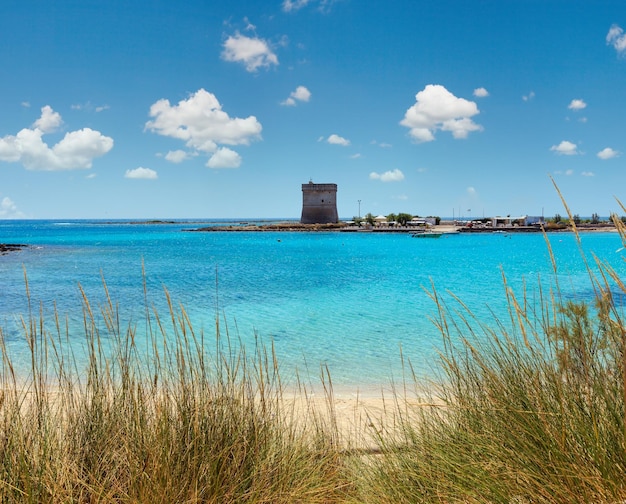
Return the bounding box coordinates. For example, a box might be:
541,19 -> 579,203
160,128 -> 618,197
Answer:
280,383 -> 441,451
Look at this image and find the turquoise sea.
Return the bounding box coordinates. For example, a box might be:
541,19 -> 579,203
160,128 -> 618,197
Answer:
1,220 -> 625,391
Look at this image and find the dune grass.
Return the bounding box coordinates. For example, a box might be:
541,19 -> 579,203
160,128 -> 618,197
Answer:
0,275 -> 351,503
357,201 -> 626,502
3,197 -> 626,502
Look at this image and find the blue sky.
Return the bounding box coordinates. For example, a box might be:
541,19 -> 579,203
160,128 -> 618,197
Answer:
1,0 -> 626,219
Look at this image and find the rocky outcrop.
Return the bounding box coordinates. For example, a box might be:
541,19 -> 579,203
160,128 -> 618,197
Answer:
0,243 -> 28,255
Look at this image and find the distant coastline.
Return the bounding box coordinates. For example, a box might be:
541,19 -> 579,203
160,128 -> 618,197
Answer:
188,221 -> 618,233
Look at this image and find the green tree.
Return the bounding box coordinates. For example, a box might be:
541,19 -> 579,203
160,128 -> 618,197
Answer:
553,213 -> 563,224
396,213 -> 413,226
386,213 -> 397,223
364,212 -> 375,226
572,214 -> 581,225
591,212 -> 600,224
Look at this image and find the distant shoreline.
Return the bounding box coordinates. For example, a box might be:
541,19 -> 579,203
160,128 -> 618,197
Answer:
188,221 -> 618,233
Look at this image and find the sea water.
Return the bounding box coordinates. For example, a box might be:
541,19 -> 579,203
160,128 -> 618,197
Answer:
0,220 -> 625,390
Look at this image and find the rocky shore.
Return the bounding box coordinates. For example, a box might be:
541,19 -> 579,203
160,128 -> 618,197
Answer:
0,243 -> 28,255
190,222 -> 347,232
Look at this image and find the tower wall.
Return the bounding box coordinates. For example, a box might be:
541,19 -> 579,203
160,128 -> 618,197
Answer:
300,182 -> 338,224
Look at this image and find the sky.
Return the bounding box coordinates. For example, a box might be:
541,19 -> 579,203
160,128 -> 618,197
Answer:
1,0 -> 626,219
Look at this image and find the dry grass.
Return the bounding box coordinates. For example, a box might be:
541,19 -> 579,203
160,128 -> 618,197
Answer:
356,192 -> 626,503
0,275 -> 352,503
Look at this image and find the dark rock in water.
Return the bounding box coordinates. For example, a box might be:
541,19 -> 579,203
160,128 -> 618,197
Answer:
0,243 -> 28,255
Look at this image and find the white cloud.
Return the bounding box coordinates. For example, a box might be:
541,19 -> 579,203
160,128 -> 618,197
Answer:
327,134 -> 350,146
550,140 -> 579,156
243,17 -> 256,31
207,147 -> 241,169
568,99 -> 587,111
607,24 -> 626,55
581,171 -> 594,177
33,105 -> 62,133
165,150 -> 190,163
125,167 -> 157,179
522,91 -> 535,102
71,101 -> 109,113
281,85 -> 311,106
473,87 -> 489,98
371,140 -> 392,148
282,0 -> 311,11
597,147 -> 619,160
400,84 -> 482,142
369,169 -> 405,182
0,107 -> 113,171
221,33 -> 278,72
282,0 -> 335,12
467,186 -> 477,195
0,196 -> 25,218
145,89 -> 262,168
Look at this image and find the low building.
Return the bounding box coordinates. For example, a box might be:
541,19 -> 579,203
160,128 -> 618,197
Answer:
491,215 -> 545,227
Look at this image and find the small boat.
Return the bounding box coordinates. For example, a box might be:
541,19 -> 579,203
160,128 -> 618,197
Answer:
410,230 -> 443,238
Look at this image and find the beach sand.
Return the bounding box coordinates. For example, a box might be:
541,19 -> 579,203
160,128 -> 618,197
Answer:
281,385 -> 441,451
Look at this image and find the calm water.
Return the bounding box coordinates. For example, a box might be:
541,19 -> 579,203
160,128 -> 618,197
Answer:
1,220 -> 625,389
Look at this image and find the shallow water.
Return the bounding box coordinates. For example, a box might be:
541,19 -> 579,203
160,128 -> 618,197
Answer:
1,220 -> 624,388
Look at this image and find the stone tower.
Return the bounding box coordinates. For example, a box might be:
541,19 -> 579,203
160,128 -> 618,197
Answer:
300,181 -> 338,224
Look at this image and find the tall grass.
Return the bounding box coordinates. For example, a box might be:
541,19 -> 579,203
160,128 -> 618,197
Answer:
0,275 -> 351,503
358,199 -> 626,502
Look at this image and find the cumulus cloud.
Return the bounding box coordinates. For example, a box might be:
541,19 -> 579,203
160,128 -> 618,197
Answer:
145,89 -> 262,168
568,99 -> 587,111
221,33 -> 278,72
0,196 -> 25,218
400,84 -> 482,142
607,24 -> 626,55
473,87 -> 489,98
369,169 -> 405,182
0,107 -> 113,171
327,134 -> 350,146
33,105 -> 62,133
522,91 -> 535,102
281,85 -> 311,106
207,147 -> 241,169
125,167 -> 157,179
164,150 -> 191,163
550,140 -> 579,156
597,147 -> 619,160
124,166 -> 158,180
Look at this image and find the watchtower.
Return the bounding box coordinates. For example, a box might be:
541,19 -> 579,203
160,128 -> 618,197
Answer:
300,181 -> 338,224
